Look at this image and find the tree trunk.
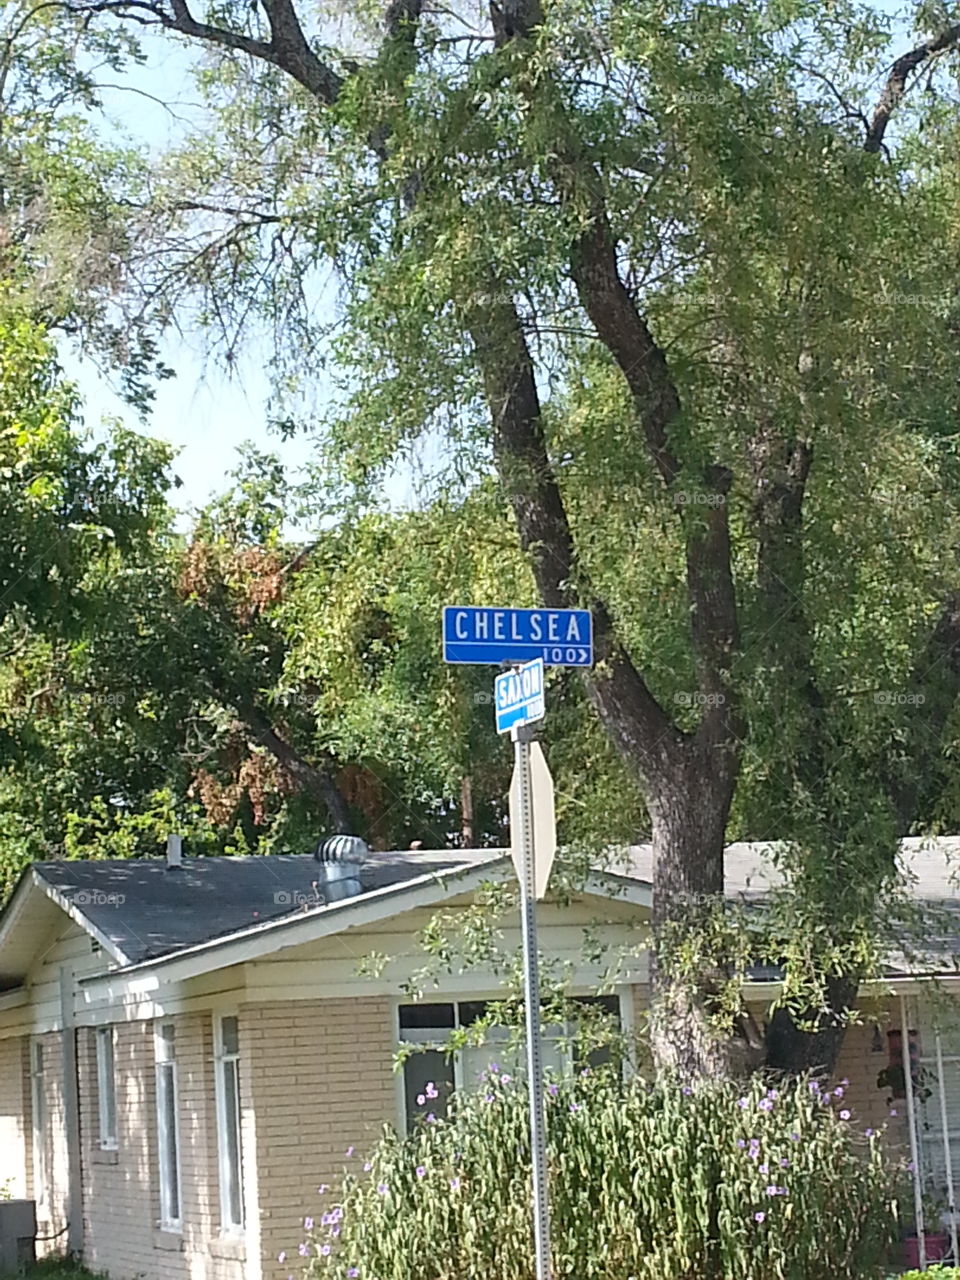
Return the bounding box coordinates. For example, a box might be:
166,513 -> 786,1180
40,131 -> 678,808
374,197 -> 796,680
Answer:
647,744 -> 741,1079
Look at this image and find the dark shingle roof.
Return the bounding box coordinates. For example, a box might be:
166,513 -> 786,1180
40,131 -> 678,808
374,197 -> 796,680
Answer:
34,850 -> 501,965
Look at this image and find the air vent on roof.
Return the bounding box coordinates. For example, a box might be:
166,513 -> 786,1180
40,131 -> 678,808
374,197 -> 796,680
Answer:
313,835 -> 368,902
90,940 -> 101,955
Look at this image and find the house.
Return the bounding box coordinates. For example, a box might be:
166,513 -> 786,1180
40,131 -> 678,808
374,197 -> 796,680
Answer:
0,835 -> 956,1280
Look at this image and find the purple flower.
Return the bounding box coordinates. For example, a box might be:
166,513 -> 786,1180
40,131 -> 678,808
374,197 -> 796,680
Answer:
416,1094 -> 426,1106
754,1211 -> 766,1223
304,1216 -> 314,1230
299,1243 -> 310,1257
758,1097 -> 773,1112
767,1089 -> 779,1100
416,1166 -> 427,1178
426,1082 -> 439,1099
779,1158 -> 790,1168
548,1084 -> 559,1097
320,1244 -> 331,1256
737,1097 -> 749,1109
759,1163 -> 769,1174
450,1177 -> 461,1190
346,1145 -> 355,1158
484,1094 -> 494,1103
890,1108 -> 898,1117
840,1077 -> 849,1086
766,1185 -> 779,1196
318,1184 -> 330,1194
682,1086 -> 693,1096
864,1128 -> 875,1138
570,1102 -> 581,1113
377,1182 -> 388,1195
426,1113 -> 437,1124
363,1162 -> 373,1172
348,1270 -> 359,1278
808,1081 -> 820,1094
839,1109 -> 851,1121
736,1139 -> 746,1149
833,1086 -> 844,1099
501,1074 -> 513,1084
790,1133 -> 801,1142
278,1253 -> 286,1264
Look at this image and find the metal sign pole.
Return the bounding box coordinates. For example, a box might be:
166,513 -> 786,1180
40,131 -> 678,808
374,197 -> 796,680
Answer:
513,721 -> 552,1280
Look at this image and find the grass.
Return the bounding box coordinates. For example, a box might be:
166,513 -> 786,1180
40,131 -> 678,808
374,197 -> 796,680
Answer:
1,1260 -> 104,1280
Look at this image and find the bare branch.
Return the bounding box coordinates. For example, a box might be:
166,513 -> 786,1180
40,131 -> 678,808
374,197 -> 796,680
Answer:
865,22 -> 960,153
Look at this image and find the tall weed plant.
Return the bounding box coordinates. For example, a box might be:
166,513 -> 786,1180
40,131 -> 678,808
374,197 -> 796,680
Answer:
303,1071 -> 901,1280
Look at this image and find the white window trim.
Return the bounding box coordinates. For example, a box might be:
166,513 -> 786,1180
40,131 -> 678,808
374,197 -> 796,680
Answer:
96,1026 -> 118,1151
30,1038 -> 46,1208
214,1012 -> 245,1236
155,1023 -> 183,1232
395,989 -> 629,1132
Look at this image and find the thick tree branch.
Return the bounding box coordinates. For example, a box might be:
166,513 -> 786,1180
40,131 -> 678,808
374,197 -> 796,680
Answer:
236,696 -> 353,833
466,289 -> 682,782
865,23 -> 960,153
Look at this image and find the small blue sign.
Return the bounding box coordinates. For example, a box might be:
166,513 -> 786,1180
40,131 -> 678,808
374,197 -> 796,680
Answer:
443,606 -> 593,666
495,658 -> 546,735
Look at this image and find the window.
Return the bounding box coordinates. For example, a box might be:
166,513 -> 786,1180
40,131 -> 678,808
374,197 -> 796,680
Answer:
155,1024 -> 182,1230
397,995 -> 622,1130
30,1040 -> 46,1208
96,1027 -> 118,1150
214,1015 -> 244,1233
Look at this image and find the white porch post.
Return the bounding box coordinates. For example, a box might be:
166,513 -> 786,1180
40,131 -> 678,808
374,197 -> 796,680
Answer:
902,993 -> 925,1269
934,1031 -> 959,1263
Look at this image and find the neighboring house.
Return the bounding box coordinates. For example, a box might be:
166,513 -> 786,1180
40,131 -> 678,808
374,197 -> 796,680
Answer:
0,836 -> 957,1280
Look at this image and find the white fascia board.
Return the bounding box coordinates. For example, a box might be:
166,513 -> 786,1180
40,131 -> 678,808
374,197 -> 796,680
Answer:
78,861 -> 652,1001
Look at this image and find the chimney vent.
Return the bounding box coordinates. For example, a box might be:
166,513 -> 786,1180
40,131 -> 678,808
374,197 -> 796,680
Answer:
313,835 -> 368,901
166,833 -> 183,869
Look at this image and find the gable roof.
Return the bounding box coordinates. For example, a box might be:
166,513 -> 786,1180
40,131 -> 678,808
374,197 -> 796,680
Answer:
0,849 -> 650,991
4,834 -> 960,994
31,849 -> 502,967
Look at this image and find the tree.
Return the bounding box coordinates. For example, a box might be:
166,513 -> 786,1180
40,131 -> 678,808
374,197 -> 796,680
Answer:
58,0 -> 960,1077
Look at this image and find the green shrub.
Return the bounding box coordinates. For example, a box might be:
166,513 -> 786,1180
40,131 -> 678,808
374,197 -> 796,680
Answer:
898,1271 -> 960,1279
302,1071 -> 901,1280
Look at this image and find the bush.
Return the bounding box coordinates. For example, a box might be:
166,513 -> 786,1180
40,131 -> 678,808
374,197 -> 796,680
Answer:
302,1071 -> 901,1280
898,1272 -> 960,1279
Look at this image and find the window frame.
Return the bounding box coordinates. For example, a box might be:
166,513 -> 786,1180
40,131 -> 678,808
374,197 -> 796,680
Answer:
155,1022 -> 183,1232
30,1038 -> 47,1208
213,1013 -> 245,1235
395,991 -> 628,1132
96,1025 -> 118,1151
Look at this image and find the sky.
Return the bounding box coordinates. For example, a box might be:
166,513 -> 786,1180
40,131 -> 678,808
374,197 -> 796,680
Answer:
64,0 -> 918,521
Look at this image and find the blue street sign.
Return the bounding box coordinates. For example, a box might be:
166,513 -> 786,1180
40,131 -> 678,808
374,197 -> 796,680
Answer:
495,658 -> 546,735
442,606 -> 593,666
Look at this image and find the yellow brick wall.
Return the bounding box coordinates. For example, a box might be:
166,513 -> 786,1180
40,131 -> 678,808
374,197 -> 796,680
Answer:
241,998 -> 396,1280
833,997 -> 910,1154
0,1036 -> 29,1198
78,1014 -> 247,1280
31,1031 -> 69,1254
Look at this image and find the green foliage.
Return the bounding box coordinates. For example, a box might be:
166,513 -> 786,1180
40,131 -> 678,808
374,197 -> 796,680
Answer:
305,1073 -> 900,1280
